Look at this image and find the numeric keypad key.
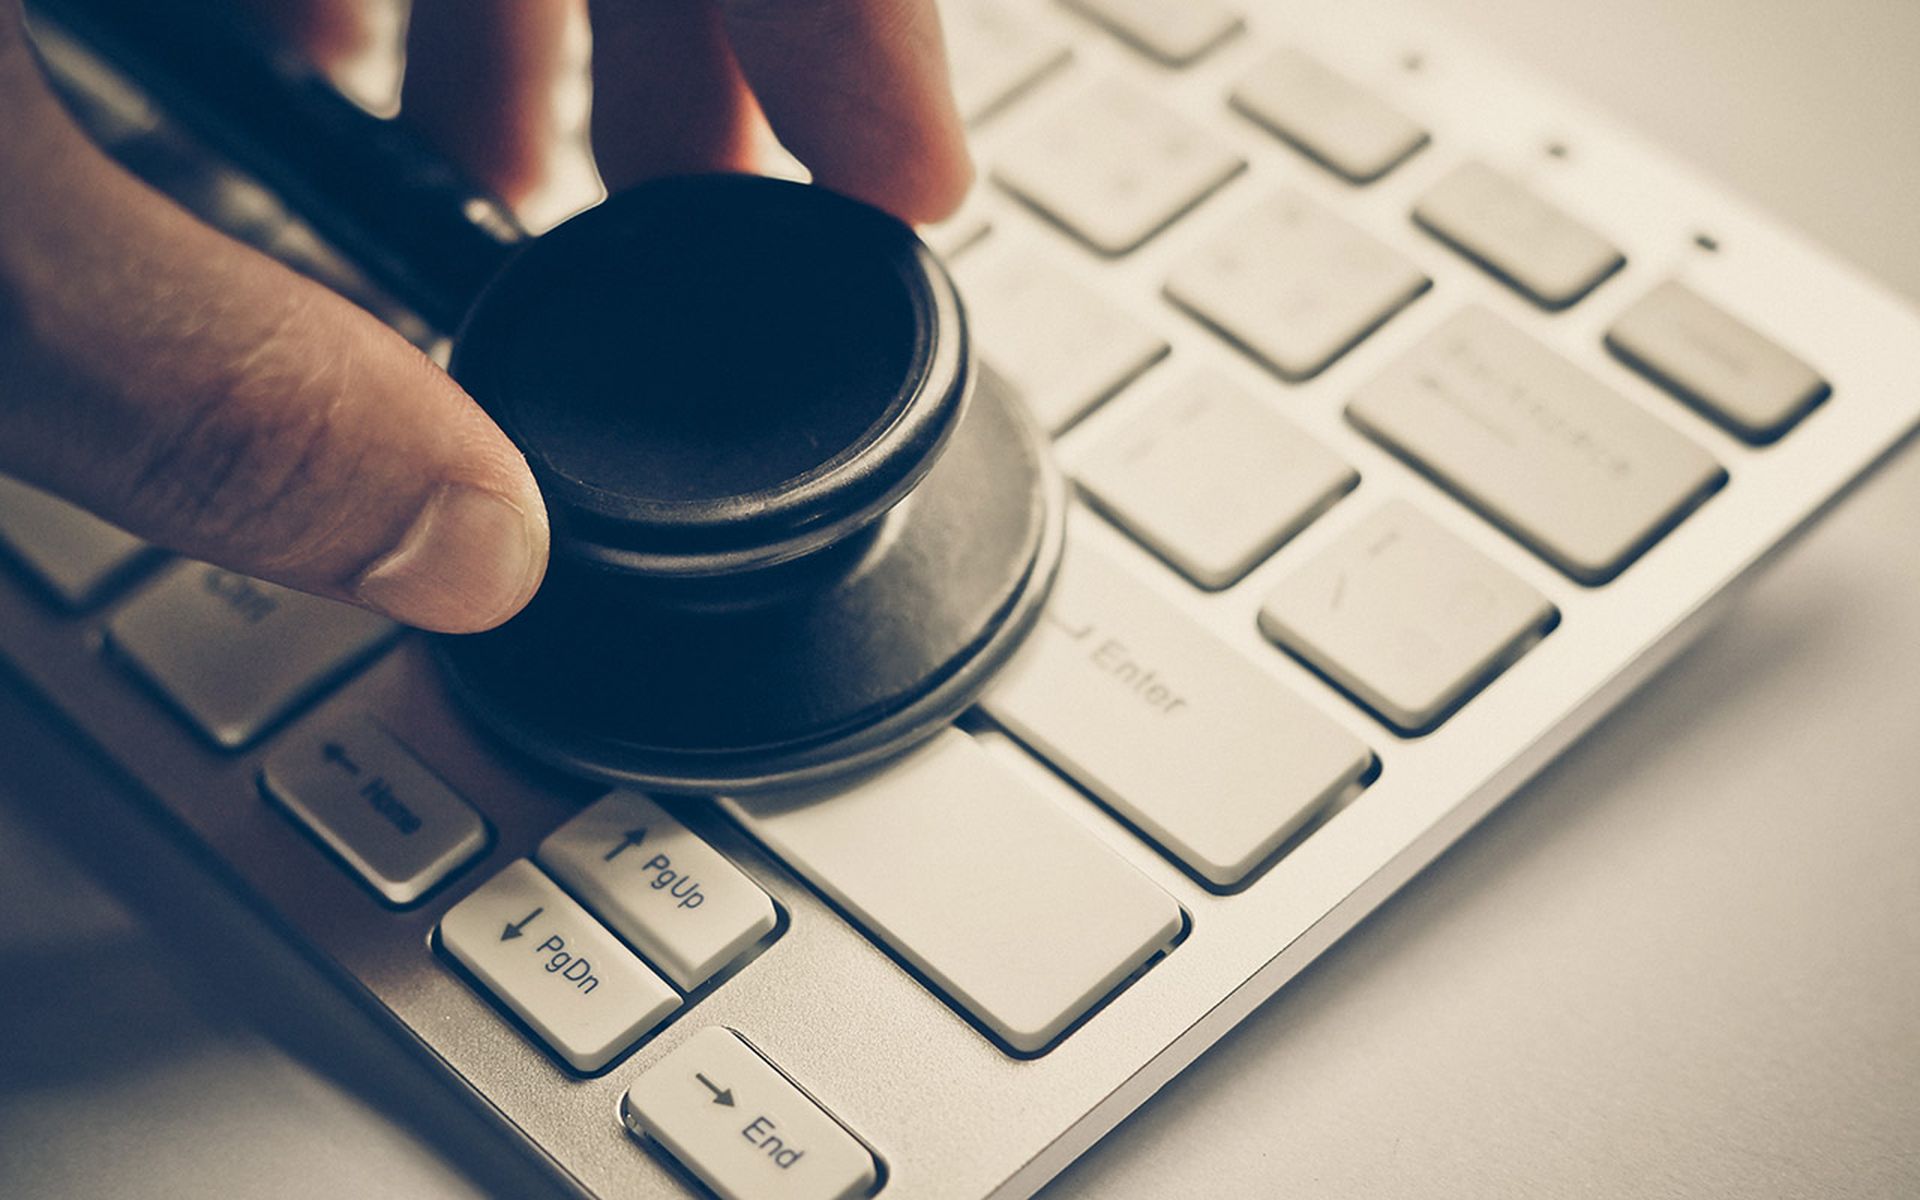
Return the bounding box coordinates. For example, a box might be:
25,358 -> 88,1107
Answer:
1260,502 -> 1557,733
1167,189 -> 1429,381
1074,371 -> 1356,587
942,0 -> 1072,125
956,245 -> 1169,433
1348,306 -> 1725,583
1414,162 -> 1624,309
995,78 -> 1244,255
1606,279 -> 1830,443
1231,48 -> 1428,183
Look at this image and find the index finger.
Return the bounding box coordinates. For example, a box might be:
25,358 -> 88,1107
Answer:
715,0 -> 972,224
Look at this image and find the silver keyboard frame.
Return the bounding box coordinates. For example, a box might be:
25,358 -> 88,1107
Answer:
5,1 -> 1920,1197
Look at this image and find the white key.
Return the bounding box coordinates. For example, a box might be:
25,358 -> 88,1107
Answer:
1059,0 -> 1236,64
1166,188 -> 1430,380
1348,305 -> 1726,584
983,534 -> 1374,887
1230,47 -> 1429,183
955,244 -> 1169,433
1606,279 -> 1830,443
261,716 -> 489,906
624,1027 -> 876,1200
723,730 -> 1181,1054
1061,0 -> 1242,66
0,475 -> 153,609
994,78 -> 1243,255
439,860 -> 679,1073
1259,501 -> 1557,733
538,791 -> 777,990
107,562 -> 397,748
941,0 -> 1071,125
1074,370 -> 1357,588
1414,161 -> 1625,309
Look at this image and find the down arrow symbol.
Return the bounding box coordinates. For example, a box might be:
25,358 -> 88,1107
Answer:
500,906 -> 544,941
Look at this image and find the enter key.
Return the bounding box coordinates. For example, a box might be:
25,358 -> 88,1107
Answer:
623,1026 -> 878,1200
983,536 -> 1375,888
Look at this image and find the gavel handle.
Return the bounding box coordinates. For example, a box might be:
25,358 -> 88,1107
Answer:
24,0 -> 527,332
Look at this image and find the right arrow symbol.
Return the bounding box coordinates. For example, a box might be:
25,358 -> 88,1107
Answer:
695,1072 -> 735,1107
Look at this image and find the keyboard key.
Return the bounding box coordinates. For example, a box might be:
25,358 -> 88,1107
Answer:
1166,188 -> 1430,381
106,563 -> 397,748
1259,501 -> 1556,733
983,536 -> 1374,887
260,715 -> 489,906
1413,161 -> 1625,309
993,78 -> 1244,255
1060,0 -> 1242,67
955,245 -> 1169,433
724,730 -> 1181,1054
538,791 -> 777,991
1605,279 -> 1830,443
1230,47 -> 1429,184
1348,305 -> 1726,584
0,475 -> 154,609
439,860 -> 679,1072
1074,370 -> 1357,588
624,1026 -> 877,1200
941,0 -> 1072,125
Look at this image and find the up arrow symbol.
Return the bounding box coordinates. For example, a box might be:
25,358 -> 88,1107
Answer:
603,827 -> 648,862
500,906 -> 544,941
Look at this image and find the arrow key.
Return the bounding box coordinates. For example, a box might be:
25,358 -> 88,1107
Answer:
624,1026 -> 878,1200
439,860 -> 679,1072
539,792 -> 777,990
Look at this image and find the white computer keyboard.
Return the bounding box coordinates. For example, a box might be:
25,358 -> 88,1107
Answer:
5,1 -> 1920,1198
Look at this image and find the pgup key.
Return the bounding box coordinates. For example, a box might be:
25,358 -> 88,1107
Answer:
540,791 -> 777,990
648,864 -> 706,910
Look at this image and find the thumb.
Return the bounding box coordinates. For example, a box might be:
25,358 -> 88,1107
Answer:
0,26 -> 547,633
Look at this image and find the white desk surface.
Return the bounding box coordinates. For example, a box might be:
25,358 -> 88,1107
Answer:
3,1 -> 1917,1196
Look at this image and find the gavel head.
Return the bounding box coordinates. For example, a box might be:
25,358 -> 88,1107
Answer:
434,175 -> 1063,793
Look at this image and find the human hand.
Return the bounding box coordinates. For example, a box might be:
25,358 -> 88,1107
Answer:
0,0 -> 970,632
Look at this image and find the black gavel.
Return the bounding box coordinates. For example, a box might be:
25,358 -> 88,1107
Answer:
436,176 -> 1062,792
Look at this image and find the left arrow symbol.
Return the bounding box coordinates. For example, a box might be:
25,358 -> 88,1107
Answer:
501,907 -> 544,941
321,742 -> 360,774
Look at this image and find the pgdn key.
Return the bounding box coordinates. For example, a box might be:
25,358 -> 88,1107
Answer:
439,860 -> 679,1072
